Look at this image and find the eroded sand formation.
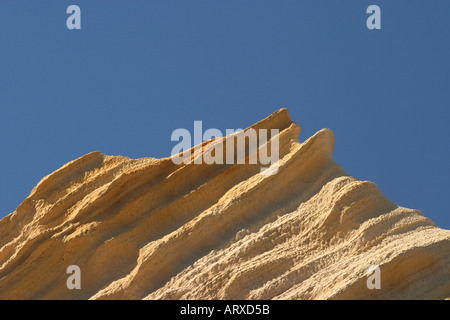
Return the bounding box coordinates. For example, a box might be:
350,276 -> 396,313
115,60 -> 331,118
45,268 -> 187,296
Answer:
0,109 -> 449,299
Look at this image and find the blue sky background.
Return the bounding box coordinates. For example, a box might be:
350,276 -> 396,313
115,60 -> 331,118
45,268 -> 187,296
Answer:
0,1 -> 449,229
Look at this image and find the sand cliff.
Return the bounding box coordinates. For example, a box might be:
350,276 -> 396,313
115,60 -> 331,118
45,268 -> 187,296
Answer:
0,109 -> 449,299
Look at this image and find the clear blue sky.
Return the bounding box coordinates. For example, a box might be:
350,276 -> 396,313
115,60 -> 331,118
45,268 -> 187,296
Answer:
1,1 -> 449,229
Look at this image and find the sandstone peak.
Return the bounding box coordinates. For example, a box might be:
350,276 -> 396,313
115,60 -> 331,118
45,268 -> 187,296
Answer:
0,109 -> 448,300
